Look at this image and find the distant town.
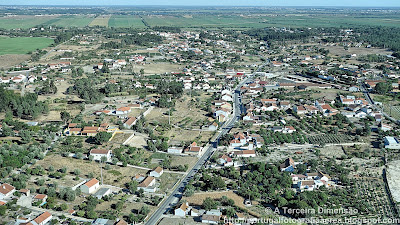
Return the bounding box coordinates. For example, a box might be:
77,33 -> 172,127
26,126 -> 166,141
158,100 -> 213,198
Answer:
0,5 -> 400,225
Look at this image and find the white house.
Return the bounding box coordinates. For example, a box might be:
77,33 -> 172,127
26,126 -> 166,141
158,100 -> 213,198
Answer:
202,210 -> 221,224
150,167 -> 164,178
94,188 -> 112,200
31,211 -> 52,225
233,150 -> 256,158
0,183 -> 15,200
167,147 -> 183,154
384,136 -> 400,149
221,94 -> 233,102
115,107 -> 131,115
137,176 -> 157,192
175,202 -> 190,217
90,149 -> 112,162
80,178 -> 100,194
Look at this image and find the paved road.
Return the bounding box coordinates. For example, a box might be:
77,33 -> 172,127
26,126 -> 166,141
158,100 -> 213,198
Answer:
144,61 -> 269,225
359,81 -> 397,123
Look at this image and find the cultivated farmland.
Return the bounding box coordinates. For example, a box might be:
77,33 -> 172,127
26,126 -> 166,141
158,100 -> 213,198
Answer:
108,15 -> 146,28
0,37 -> 53,55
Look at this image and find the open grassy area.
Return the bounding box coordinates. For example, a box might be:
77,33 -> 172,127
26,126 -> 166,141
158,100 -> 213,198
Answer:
1,13 -> 400,30
43,15 -> 94,27
108,15 -> 146,28
0,37 -> 53,55
89,15 -> 111,27
0,16 -> 57,29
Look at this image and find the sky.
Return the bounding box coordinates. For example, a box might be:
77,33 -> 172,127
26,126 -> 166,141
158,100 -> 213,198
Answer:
1,0 -> 400,7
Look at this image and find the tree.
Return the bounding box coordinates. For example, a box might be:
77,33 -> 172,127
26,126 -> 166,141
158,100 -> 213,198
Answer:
19,130 -> 32,143
60,111 -> 71,124
203,197 -> 218,210
126,180 -> 138,194
375,82 -> 393,95
94,132 -> 112,145
0,205 -> 6,216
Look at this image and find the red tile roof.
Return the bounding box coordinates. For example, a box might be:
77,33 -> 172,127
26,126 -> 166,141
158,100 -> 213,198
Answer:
84,178 -> 99,188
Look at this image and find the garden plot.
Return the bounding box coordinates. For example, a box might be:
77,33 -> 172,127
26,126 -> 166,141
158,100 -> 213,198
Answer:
386,160 -> 400,203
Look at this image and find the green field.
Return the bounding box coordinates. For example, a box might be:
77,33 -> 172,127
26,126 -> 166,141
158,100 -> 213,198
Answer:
108,15 -> 146,28
0,16 -> 56,29
0,37 -> 54,55
0,13 -> 400,30
41,15 -> 94,27
143,15 -> 267,28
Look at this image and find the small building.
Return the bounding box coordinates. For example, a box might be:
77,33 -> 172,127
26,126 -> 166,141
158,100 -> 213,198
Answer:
0,183 -> 15,200
90,149 -> 112,162
19,189 -> 30,197
31,211 -> 52,225
185,142 -> 202,155
133,174 -> 146,183
233,150 -> 256,158
167,147 -> 183,154
137,176 -> 157,192
384,136 -> 400,149
81,178 -> 100,194
94,188 -> 112,200
114,219 -> 128,225
34,194 -> 48,203
174,202 -> 190,217
202,210 -> 221,224
150,167 -> 164,178
115,107 -> 131,115
123,117 -> 137,129
217,155 -> 233,167
280,158 -> 295,172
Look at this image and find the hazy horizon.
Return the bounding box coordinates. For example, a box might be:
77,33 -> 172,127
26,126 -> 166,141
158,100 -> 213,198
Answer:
1,0 -> 400,7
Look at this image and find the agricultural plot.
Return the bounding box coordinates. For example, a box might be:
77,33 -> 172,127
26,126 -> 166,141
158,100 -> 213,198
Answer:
0,37 -> 53,55
383,104 -> 400,121
42,15 -> 94,27
354,178 -> 397,219
307,134 -> 352,145
0,16 -> 56,29
89,15 -> 111,27
143,15 -> 267,28
108,15 -> 146,28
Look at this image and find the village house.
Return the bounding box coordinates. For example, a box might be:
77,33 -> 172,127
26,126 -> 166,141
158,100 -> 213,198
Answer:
0,183 -> 15,200
94,188 -> 112,200
202,210 -> 221,224
33,194 -> 48,203
123,117 -> 137,129
150,167 -> 164,178
174,202 -> 191,217
280,158 -> 296,172
217,155 -> 233,167
90,149 -> 112,162
29,211 -> 52,225
185,142 -> 202,155
167,147 -> 183,154
137,176 -> 157,192
233,150 -> 256,158
115,107 -> 131,115
80,178 -> 100,194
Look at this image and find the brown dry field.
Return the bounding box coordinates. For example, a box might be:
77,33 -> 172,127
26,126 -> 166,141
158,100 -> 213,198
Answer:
89,15 -> 111,27
182,190 -> 261,218
124,134 -> 148,149
0,54 -> 31,68
36,109 -> 81,122
325,46 -> 392,57
170,155 -> 198,168
36,154 -> 148,188
37,80 -> 79,101
130,62 -> 182,74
